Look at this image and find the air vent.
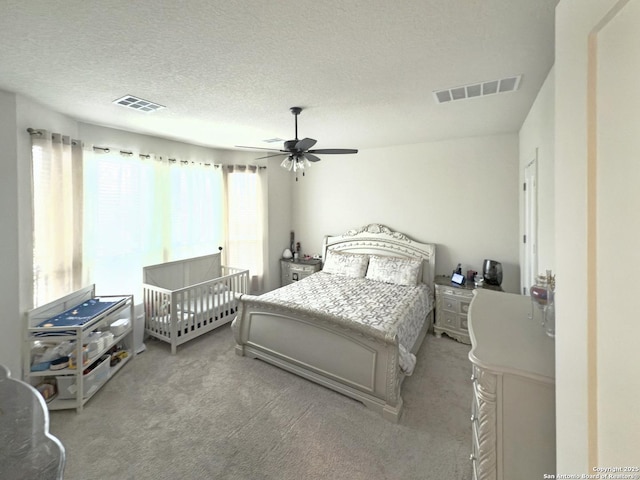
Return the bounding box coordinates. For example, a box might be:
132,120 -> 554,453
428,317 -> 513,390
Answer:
263,137 -> 283,143
433,75 -> 522,104
113,95 -> 165,112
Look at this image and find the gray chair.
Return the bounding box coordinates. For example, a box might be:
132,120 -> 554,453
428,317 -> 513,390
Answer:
0,364 -> 65,480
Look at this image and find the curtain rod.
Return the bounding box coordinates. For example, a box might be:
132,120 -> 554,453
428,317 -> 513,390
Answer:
27,128 -> 82,146
28,129 -> 266,169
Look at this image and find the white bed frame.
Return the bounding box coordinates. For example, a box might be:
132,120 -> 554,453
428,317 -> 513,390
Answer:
232,224 -> 436,422
143,253 -> 249,354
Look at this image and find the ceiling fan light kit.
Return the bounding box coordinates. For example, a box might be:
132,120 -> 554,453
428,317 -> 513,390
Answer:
236,107 -> 358,181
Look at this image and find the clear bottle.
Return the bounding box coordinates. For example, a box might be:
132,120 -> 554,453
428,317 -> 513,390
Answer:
530,275 -> 548,324
544,289 -> 555,338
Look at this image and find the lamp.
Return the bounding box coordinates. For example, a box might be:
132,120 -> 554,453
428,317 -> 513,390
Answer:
281,154 -> 312,180
280,155 -> 293,171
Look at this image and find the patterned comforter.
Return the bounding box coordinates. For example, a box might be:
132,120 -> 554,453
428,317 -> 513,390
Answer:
258,272 -> 433,375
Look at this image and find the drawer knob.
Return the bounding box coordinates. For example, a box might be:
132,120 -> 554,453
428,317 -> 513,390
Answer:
470,414 -> 476,422
470,374 -> 476,382
470,453 -> 476,462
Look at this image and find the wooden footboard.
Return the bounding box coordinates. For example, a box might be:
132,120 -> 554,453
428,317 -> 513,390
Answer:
233,294 -> 421,422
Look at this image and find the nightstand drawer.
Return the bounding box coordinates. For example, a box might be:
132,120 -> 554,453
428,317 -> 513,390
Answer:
290,264 -> 317,274
460,300 -> 470,315
441,311 -> 459,329
460,316 -> 469,332
442,296 -> 459,313
281,260 -> 322,286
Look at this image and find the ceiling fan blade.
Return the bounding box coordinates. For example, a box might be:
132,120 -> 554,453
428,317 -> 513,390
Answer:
295,137 -> 317,151
308,148 -> 358,154
235,145 -> 285,152
303,153 -> 322,163
254,153 -> 288,160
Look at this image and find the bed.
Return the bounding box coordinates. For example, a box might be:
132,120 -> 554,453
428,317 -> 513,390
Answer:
232,224 -> 436,422
143,253 -> 249,354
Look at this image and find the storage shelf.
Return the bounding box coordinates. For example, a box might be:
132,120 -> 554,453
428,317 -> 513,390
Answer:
23,285 -> 135,412
46,352 -> 132,411
28,329 -> 133,377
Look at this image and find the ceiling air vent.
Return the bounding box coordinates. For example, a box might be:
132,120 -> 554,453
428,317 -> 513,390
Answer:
262,137 -> 284,143
433,75 -> 522,104
113,95 -> 165,112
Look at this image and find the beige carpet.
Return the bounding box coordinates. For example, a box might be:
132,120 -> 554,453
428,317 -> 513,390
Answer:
49,326 -> 473,480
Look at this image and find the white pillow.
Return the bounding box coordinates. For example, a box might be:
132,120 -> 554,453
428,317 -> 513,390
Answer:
323,251 -> 369,278
366,255 -> 422,286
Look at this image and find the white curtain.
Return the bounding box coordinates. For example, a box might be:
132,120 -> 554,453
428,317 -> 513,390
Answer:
82,150 -> 224,300
31,134 -> 263,304
30,130 -> 83,307
224,165 -> 267,293
167,160 -> 224,261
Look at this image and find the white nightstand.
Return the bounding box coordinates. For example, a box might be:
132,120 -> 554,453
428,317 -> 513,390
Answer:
434,275 -> 502,344
280,259 -> 322,286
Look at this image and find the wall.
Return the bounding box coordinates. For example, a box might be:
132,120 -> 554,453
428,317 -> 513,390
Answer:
291,133 -> 521,293
519,67 -> 555,289
555,0 -> 640,471
593,0 -> 640,464
0,90 -> 20,377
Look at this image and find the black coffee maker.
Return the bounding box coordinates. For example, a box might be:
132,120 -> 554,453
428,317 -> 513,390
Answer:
482,259 -> 503,286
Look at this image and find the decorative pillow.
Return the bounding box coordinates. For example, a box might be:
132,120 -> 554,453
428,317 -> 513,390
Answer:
365,255 -> 422,286
322,250 -> 369,278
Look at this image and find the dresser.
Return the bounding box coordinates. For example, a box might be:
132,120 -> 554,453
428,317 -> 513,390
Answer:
434,276 -> 501,345
468,289 -> 555,480
280,259 -> 322,286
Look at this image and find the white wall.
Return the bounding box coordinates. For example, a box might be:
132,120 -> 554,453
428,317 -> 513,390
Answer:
594,0 -> 640,463
555,0 -> 640,471
0,90 -> 20,377
291,134 -> 521,293
519,67 -> 555,287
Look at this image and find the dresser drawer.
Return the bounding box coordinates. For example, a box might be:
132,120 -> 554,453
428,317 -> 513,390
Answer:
290,263 -> 317,274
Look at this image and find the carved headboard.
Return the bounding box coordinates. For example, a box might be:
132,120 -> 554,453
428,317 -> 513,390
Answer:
322,223 -> 436,288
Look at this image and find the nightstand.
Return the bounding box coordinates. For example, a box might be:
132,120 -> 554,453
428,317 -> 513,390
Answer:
434,275 -> 502,345
280,259 -> 322,286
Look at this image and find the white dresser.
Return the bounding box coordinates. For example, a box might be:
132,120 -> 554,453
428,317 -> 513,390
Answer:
468,289 -> 556,480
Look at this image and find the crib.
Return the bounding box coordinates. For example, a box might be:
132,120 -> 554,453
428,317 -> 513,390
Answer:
143,253 -> 249,354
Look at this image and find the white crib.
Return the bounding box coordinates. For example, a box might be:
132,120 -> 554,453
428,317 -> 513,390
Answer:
143,253 -> 249,354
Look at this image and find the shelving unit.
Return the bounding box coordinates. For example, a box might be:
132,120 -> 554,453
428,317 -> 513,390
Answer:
23,285 -> 135,412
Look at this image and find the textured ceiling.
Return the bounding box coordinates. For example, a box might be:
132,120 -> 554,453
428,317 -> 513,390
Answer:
0,0 -> 557,152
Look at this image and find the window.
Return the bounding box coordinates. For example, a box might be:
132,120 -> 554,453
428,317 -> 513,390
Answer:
31,134 -> 265,306
225,167 -> 264,289
83,151 -> 224,300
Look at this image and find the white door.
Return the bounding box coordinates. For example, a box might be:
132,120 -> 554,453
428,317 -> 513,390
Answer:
523,151 -> 538,295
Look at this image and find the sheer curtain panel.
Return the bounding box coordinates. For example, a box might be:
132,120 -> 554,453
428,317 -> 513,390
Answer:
82,150 -> 224,300
30,130 -> 83,307
224,165 -> 267,293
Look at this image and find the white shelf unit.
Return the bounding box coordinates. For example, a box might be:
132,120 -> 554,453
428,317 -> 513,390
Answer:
23,285 -> 135,412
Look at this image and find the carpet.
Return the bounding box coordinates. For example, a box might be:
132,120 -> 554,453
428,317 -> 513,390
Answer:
49,326 -> 473,480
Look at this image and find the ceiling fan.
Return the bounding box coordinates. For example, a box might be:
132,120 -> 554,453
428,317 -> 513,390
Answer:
236,107 -> 358,180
